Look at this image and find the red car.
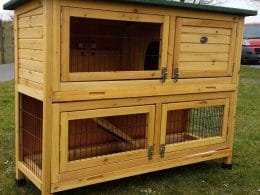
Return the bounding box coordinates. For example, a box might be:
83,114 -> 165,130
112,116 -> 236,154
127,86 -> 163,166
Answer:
241,23 -> 260,64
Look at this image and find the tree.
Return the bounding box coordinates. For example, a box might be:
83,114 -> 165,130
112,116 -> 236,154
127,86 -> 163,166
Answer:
0,15 -> 5,64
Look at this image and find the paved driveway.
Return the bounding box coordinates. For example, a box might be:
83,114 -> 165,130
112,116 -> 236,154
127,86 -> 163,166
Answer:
0,63 -> 14,82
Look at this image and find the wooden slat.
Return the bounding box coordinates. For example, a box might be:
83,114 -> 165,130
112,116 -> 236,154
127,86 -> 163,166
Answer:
19,58 -> 44,73
179,61 -> 228,71
19,39 -> 44,50
16,1 -> 42,16
181,33 -> 231,44
92,118 -> 140,148
179,53 -> 229,62
182,18 -> 234,28
180,43 -> 230,53
181,26 -> 231,36
19,78 -> 44,91
17,162 -> 42,190
18,14 -> 43,28
19,68 -> 44,84
19,49 -> 45,62
17,84 -> 43,101
18,27 -> 43,39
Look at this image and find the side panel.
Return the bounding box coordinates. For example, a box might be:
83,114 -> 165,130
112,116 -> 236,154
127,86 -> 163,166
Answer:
17,4 -> 44,99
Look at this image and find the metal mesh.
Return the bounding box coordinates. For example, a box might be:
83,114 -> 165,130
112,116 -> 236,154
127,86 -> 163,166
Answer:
70,17 -> 161,72
20,94 -> 43,179
166,106 -> 224,145
68,113 -> 148,161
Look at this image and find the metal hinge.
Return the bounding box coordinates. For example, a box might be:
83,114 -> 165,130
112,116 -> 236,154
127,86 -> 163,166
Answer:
173,68 -> 180,82
159,144 -> 165,158
161,67 -> 168,83
148,146 -> 154,160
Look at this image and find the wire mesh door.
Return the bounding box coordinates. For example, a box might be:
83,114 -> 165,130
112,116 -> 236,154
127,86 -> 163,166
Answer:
60,105 -> 155,172
160,99 -> 229,154
61,7 -> 169,81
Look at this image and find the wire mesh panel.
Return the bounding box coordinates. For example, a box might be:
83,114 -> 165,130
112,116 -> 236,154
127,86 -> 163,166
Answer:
70,17 -> 161,73
68,113 -> 148,161
166,106 -> 224,145
19,94 -> 43,179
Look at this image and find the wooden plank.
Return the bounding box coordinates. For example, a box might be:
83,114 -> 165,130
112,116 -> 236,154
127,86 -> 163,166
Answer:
181,33 -> 231,44
67,105 -> 154,120
54,82 -> 236,102
52,0 -> 61,91
180,43 -> 230,53
18,14 -> 43,28
19,49 -> 45,62
17,162 -> 42,190
179,52 -> 229,62
19,58 -> 44,73
17,84 -> 43,101
19,39 -> 44,50
59,92 -> 233,112
182,18 -> 234,29
18,27 -> 43,39
19,6 -> 43,18
19,78 -> 44,91
68,71 -> 161,82
167,16 -> 176,79
181,26 -> 231,36
159,16 -> 170,70
19,68 -> 44,84
14,15 -> 25,181
52,149 -> 230,192
179,61 -> 228,71
69,7 -> 164,23
58,143 -> 227,182
92,118 -> 140,148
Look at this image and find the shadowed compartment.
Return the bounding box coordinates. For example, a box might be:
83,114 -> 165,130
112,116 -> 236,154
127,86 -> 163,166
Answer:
70,17 -> 161,73
19,94 -> 43,179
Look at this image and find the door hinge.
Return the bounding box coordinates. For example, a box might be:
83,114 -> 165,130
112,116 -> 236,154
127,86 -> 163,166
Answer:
148,146 -> 154,160
161,67 -> 168,83
159,144 -> 165,158
173,68 -> 180,82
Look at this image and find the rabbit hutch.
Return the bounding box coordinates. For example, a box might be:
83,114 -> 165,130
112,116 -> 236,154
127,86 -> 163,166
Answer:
4,0 -> 256,194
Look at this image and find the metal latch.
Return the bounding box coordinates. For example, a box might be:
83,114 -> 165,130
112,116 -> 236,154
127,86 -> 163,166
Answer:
148,146 -> 154,160
161,67 -> 168,83
159,144 -> 165,158
173,68 -> 180,82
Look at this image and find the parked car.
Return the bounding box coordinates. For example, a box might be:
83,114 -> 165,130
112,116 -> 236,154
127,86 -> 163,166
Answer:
241,23 -> 260,64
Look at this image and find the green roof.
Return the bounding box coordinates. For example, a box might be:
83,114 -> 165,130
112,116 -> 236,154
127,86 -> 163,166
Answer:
4,0 -> 257,16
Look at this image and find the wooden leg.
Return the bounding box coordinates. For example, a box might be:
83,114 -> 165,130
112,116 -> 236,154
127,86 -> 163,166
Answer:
221,155 -> 233,170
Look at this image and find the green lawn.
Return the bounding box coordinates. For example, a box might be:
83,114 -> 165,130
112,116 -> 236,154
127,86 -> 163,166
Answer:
0,66 -> 259,194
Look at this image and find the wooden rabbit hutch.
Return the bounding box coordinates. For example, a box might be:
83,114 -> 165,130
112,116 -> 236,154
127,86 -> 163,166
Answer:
4,0 -> 256,194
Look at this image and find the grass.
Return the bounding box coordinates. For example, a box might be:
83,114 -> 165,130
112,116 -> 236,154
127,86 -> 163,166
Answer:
0,66 -> 259,194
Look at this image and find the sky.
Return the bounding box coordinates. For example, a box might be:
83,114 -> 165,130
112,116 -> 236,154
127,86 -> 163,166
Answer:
0,0 -> 259,22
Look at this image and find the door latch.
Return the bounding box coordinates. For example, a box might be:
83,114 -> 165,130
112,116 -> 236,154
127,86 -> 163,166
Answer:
148,146 -> 154,160
173,68 -> 180,82
161,67 -> 168,83
159,144 -> 165,158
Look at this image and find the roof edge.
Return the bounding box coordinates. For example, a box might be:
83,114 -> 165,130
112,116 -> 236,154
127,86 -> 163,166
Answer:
3,0 -> 258,17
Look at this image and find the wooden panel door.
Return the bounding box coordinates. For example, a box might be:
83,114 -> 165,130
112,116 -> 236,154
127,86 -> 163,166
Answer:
60,105 -> 155,172
160,99 -> 229,155
174,18 -> 237,78
61,7 -> 169,82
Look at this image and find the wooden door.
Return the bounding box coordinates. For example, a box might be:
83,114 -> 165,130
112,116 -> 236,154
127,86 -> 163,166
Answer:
60,105 -> 155,172
174,18 -> 237,79
61,7 -> 169,82
160,99 -> 229,155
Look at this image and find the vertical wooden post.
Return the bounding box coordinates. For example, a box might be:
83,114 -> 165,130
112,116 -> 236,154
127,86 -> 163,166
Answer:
14,14 -> 25,181
223,17 -> 245,166
42,0 -> 53,194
